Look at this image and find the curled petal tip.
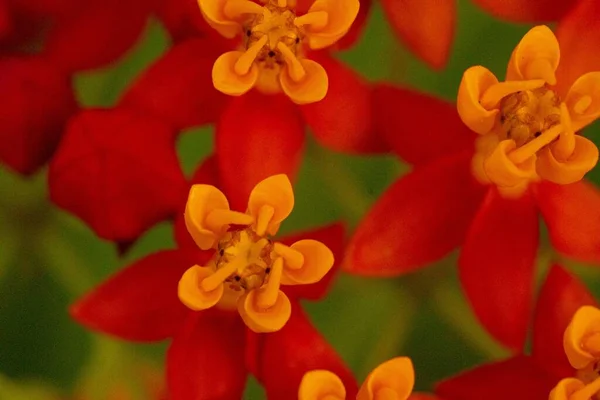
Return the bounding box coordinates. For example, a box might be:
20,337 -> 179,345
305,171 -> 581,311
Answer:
238,289 -> 292,332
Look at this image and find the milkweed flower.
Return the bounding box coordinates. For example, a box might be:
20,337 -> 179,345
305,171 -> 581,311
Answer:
346,21 -> 600,351
70,158 -> 353,398
436,265 -> 597,400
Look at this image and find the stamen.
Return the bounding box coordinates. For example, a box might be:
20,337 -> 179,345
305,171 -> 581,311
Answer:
205,209 -> 254,232
480,79 -> 545,109
255,205 -> 275,237
525,59 -> 557,85
508,124 -> 563,164
583,332 -> 600,356
574,96 -> 593,115
570,377 -> 600,400
235,35 -> 268,75
277,42 -> 306,81
257,257 -> 284,308
554,103 -> 576,161
273,242 -> 304,270
223,0 -> 264,19
201,257 -> 245,292
294,11 -> 329,30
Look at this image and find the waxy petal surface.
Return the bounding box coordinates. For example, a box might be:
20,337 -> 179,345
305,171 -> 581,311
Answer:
471,0 -> 578,22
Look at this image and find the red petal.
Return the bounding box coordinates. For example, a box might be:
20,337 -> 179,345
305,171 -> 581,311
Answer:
154,0 -> 213,42
459,189 -> 538,350
0,0 -> 10,39
216,92 -> 305,211
536,181 -> 600,264
279,223 -> 346,300
300,53 -> 385,153
471,0 -> 578,23
0,56 -> 77,175
380,0 -> 455,69
345,152 -> 486,276
120,38 -> 229,130
532,264 -> 597,378
44,0 -> 153,72
167,311 -> 247,400
174,155 -> 221,250
49,108 -> 187,241
372,84 -> 476,166
436,356 -> 556,400
70,249 -> 205,341
410,395 -> 442,400
250,305 -> 358,399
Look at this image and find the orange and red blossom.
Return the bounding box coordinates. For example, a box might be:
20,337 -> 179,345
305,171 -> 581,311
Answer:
178,174 -> 334,332
299,357 -> 415,400
199,0 -> 359,104
458,25 -> 600,198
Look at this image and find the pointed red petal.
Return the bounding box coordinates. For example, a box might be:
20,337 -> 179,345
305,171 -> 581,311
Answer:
216,92 -> 305,211
0,56 -> 77,175
380,0 -> 455,69
536,181 -> 600,265
49,108 -> 187,241
300,53 -> 384,153
471,0 -> 578,22
532,264 -> 597,378
70,249 -> 206,341
436,356 -> 556,400
279,223 -> 346,300
154,0 -> 213,42
174,155 -> 221,250
167,311 -> 247,400
372,84 -> 476,166
345,153 -> 486,276
250,305 -> 358,399
120,38 -> 229,130
459,189 -> 539,350
45,0 -> 152,72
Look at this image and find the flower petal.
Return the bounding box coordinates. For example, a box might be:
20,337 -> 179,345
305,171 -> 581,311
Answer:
345,152 -> 486,276
357,357 -> 414,400
120,38 -> 229,130
458,189 -> 539,350
247,174 -> 294,234
536,180 -> 600,264
300,54 -> 383,153
279,223 -> 346,300
0,56 -> 77,175
238,289 -> 292,333
280,58 -> 328,105
155,0 -> 214,42
250,304 -> 358,399
301,0 -> 360,50
563,72 -> 600,132
215,91 -> 305,211
380,0 -> 455,69
532,265 -> 597,378
279,240 -> 334,286
372,84 -> 476,165
457,66 -> 500,135
70,250 -> 205,341
506,25 -> 560,85
470,0 -> 578,22
299,370 -> 346,400
167,311 -> 247,400
332,0 -> 372,50
49,108 -> 187,241
555,0 -> 600,95
435,356 -> 556,400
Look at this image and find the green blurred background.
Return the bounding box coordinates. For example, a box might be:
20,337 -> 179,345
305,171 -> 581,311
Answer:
2,0 -> 600,398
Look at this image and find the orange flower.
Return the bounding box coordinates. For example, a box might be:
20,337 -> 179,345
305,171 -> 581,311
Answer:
198,0 -> 359,104
178,174 -> 335,332
458,25 -> 600,198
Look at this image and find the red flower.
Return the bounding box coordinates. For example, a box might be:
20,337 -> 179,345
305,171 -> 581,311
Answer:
346,16 -> 600,351
70,157 -> 354,399
435,265 -> 597,400
471,0 -> 591,23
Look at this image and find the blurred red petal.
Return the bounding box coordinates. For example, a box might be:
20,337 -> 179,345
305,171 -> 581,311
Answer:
380,0 -> 455,69
120,38 -> 229,130
0,0 -> 10,39
49,108 -> 186,241
70,249 -> 205,341
536,181 -> 600,265
532,264 -> 597,378
345,152 -> 486,276
279,223 -> 346,300
459,189 -> 538,350
436,356 -> 556,400
174,155 -> 221,250
300,53 -> 384,153
45,0 -> 152,72
155,0 -> 213,42
471,0 -> 578,23
250,305 -> 358,399
555,0 -> 600,105
0,56 -> 77,175
410,395 -> 443,400
167,311 -> 248,400
216,92 -> 305,211
372,84 -> 476,166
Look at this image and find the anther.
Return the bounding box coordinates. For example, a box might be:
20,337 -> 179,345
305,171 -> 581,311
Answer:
235,35 -> 268,75
277,42 -> 306,81
255,205 -> 275,236
273,242 -> 304,269
554,102 -> 576,161
294,11 -> 329,30
508,123 -> 563,164
201,258 -> 245,292
223,0 -> 264,20
205,209 -> 254,233
257,257 -> 284,309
